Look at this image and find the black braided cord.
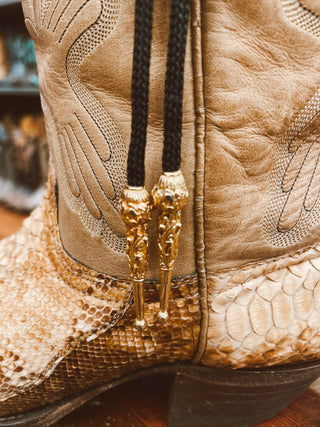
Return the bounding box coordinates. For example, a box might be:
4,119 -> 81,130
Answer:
127,0 -> 154,187
127,0 -> 190,185
163,0 -> 190,172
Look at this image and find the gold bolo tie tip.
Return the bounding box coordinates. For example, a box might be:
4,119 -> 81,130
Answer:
152,170 -> 188,322
119,187 -> 152,331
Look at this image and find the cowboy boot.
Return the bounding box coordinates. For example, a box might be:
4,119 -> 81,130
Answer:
1,0 -> 320,426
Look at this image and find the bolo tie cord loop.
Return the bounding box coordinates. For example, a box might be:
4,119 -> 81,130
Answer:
119,0 -> 154,331
152,0 -> 190,321
119,0 -> 190,330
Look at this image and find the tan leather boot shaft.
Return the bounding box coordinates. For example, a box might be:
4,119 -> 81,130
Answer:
203,0 -> 320,273
22,0 -> 196,279
23,0 -> 320,279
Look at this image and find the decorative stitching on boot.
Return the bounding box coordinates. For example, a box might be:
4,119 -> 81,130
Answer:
264,1 -> 320,247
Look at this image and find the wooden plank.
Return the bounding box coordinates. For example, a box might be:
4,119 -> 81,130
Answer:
56,376 -> 169,427
257,389 -> 320,427
0,206 -> 26,239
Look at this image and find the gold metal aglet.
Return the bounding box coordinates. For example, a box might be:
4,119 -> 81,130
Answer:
152,170 -> 188,322
119,187 -> 152,331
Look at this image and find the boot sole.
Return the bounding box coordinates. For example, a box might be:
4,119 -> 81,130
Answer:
0,361 -> 320,427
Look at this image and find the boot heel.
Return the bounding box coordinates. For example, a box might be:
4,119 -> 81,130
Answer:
168,362 -> 320,427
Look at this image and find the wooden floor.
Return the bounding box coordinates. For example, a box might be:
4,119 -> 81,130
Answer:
1,206 -> 320,427
0,205 -> 27,239
55,378 -> 320,427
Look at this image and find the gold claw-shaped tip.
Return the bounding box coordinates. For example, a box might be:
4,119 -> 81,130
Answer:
157,310 -> 169,323
152,170 -> 188,320
119,187 -> 152,331
134,318 -> 147,331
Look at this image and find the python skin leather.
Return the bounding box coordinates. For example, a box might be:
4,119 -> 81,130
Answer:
0,175 -> 200,415
0,0 -> 318,416
203,248 -> 320,368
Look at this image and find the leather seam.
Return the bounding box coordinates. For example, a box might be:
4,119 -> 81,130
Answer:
191,0 -> 209,364
212,241 -> 320,277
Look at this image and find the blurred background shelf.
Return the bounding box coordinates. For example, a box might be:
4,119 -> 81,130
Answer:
0,0 -> 23,17
0,0 -> 47,213
0,86 -> 40,96
0,0 -> 21,7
